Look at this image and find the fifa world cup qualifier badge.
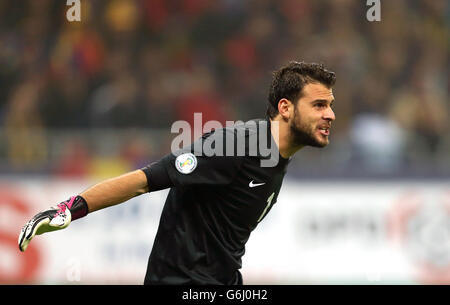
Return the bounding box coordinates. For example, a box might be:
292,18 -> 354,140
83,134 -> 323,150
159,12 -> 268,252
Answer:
175,153 -> 197,174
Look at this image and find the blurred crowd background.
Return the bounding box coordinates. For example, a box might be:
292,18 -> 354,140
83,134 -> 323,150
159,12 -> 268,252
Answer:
0,0 -> 448,179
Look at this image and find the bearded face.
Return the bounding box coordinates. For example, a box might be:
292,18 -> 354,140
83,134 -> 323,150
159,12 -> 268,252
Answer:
289,83 -> 335,148
290,107 -> 328,148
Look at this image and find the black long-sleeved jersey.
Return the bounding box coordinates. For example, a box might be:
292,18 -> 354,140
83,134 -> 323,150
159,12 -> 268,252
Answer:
142,118 -> 290,285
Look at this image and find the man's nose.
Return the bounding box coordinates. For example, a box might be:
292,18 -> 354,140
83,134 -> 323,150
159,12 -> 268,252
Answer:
323,107 -> 335,122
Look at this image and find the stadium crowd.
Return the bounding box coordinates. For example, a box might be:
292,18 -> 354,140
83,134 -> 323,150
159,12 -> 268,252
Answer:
0,0 -> 448,178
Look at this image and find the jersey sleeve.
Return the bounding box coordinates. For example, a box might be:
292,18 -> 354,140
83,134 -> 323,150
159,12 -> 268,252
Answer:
141,160 -> 173,192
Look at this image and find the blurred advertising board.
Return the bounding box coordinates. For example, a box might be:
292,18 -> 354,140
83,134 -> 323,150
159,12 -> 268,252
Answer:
0,177 -> 448,284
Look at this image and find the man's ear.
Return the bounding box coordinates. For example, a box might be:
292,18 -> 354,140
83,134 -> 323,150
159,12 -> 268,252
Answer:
278,98 -> 292,122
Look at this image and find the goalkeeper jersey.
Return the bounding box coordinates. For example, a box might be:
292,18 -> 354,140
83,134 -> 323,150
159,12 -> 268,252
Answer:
143,118 -> 290,285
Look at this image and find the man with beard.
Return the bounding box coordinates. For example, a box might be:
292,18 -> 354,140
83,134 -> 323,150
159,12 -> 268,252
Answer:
18,61 -> 336,285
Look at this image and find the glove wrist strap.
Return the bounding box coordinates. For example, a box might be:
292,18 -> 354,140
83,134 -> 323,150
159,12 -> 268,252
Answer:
65,195 -> 89,221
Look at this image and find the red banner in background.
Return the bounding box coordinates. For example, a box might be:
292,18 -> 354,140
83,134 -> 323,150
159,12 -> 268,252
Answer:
0,188 -> 42,284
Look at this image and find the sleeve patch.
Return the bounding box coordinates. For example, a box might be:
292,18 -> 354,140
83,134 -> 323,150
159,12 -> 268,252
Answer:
175,153 -> 198,174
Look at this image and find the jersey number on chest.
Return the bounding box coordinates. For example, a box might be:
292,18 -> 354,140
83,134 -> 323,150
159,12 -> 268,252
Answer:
257,192 -> 275,223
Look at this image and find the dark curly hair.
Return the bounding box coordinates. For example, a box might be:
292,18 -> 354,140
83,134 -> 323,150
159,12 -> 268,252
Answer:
267,61 -> 336,119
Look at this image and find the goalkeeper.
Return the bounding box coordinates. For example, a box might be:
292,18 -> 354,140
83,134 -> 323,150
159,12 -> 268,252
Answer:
19,61 -> 336,285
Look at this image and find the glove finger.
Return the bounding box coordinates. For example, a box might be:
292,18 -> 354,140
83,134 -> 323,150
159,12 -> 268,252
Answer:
18,216 -> 51,252
27,210 -> 56,238
18,209 -> 56,251
26,213 -> 52,239
18,224 -> 29,252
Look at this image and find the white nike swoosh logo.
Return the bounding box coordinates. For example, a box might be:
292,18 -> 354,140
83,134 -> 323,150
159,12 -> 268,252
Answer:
249,180 -> 266,188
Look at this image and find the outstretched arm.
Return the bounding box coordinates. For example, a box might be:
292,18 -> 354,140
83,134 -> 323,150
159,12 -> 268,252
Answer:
81,169 -> 149,213
18,169 -> 150,252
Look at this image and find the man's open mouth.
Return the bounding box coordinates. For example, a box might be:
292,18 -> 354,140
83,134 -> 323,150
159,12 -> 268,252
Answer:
318,126 -> 330,136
